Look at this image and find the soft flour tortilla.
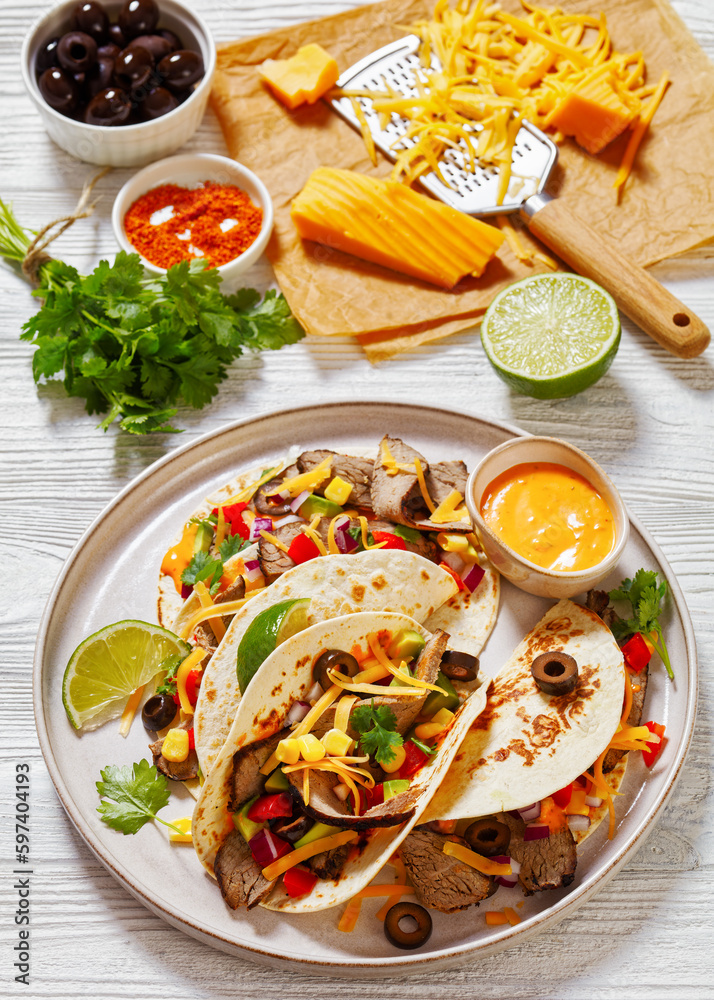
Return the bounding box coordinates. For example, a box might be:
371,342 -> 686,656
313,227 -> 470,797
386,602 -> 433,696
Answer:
423,599 -> 625,823
192,611 -> 489,913
192,550 -> 459,777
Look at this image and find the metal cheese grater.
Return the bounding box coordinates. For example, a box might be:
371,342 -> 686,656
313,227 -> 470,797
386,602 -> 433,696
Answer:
329,36 -> 709,357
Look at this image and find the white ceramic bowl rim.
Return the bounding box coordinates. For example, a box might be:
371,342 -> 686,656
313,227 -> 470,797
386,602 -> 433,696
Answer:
467,435 -> 630,580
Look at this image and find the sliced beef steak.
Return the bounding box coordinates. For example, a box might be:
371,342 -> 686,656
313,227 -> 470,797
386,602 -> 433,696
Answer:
602,663 -> 649,773
193,575 -> 246,652
369,629 -> 449,737
307,843 -> 351,881
401,830 -> 493,912
258,519 -> 331,582
297,449 -> 374,508
413,461 -> 471,533
497,811 -> 576,894
229,729 -> 284,812
214,830 -> 274,909
370,436 -> 430,527
149,738 -> 199,781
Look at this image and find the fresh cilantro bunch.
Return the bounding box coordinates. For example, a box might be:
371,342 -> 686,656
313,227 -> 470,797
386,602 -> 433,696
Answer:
609,569 -> 673,679
96,759 -> 186,836
181,531 -> 252,595
17,250 -> 303,434
352,701 -> 403,766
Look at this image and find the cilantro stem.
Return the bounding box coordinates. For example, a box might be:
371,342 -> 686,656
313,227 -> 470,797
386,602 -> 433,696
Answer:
651,630 -> 674,681
154,816 -> 190,837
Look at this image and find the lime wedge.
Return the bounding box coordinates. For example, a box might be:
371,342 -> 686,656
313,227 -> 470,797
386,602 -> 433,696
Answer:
481,273 -> 620,399
62,620 -> 191,731
236,598 -> 311,694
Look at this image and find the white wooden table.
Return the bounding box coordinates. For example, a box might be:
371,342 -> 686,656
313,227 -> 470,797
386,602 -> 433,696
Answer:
1,1 -> 713,996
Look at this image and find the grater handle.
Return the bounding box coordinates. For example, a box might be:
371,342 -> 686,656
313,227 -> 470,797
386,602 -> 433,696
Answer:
521,194 -> 710,358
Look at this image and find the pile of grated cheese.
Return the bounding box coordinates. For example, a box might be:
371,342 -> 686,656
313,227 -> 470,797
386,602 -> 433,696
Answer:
337,0 -> 669,221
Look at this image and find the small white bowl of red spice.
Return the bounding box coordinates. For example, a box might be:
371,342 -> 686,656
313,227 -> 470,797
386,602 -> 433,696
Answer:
111,152 -> 274,278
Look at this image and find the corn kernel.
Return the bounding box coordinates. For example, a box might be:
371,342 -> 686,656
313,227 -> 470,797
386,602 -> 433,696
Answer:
436,532 -> 468,553
431,708 -> 455,727
414,721 -> 446,740
162,728 -> 189,762
169,817 -> 193,843
321,728 -> 354,757
275,737 -> 300,765
297,733 -> 326,762
380,743 -> 407,774
325,476 -> 353,505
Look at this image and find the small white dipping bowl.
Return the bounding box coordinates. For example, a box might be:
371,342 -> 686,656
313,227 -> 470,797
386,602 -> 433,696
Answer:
466,436 -> 630,599
21,0 -> 216,167
112,153 -> 274,279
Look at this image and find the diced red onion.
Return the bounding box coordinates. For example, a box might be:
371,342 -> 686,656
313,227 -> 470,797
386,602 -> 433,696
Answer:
567,814 -> 591,833
518,802 -> 541,823
440,550 -> 466,575
248,828 -> 292,868
335,519 -> 359,553
585,795 -> 602,808
523,824 -> 550,842
243,559 -> 263,583
273,514 -> 303,529
289,490 -> 310,514
266,487 -> 291,502
180,583 -> 192,600
333,783 -> 351,801
306,681 -> 323,703
250,516 -> 273,541
492,854 -> 520,887
462,563 -> 485,593
286,701 -> 310,726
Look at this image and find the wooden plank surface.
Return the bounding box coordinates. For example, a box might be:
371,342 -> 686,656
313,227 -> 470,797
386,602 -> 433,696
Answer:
0,0 -> 712,996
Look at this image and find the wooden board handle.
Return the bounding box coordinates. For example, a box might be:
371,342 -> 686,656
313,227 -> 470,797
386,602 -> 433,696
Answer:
525,197 -> 710,358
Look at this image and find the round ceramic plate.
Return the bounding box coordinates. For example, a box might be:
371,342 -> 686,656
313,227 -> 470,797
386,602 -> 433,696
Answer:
33,402 -> 697,977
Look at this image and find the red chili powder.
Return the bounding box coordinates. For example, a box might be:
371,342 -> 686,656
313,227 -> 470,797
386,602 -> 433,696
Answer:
123,181 -> 264,269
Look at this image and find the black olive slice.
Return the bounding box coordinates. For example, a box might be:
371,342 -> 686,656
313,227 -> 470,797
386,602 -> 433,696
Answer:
254,477 -> 292,516
463,817 -> 511,857
313,649 -> 360,691
531,651 -> 578,696
142,692 -> 177,731
440,649 -> 479,682
384,902 -> 433,950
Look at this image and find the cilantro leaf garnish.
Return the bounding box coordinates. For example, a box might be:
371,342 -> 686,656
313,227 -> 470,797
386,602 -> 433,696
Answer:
181,551 -> 224,594
156,653 -> 183,696
96,760 -> 185,836
219,535 -> 252,560
609,569 -> 673,679
352,701 -> 403,766
409,736 -> 438,757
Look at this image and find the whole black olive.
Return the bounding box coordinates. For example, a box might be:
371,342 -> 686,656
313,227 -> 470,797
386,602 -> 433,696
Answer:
463,817 -> 511,857
440,649 -> 479,682
158,28 -> 182,51
38,67 -> 80,112
84,86 -> 132,125
141,692 -> 177,731
313,649 -> 360,691
158,49 -> 204,92
141,85 -> 178,119
97,42 -> 120,60
36,36 -> 61,73
530,650 -> 579,696
128,33 -> 173,62
72,1 -> 109,42
254,476 -> 292,516
108,23 -> 128,48
384,903 -> 432,950
118,0 -> 159,38
87,55 -> 116,98
57,31 -> 98,74
114,44 -> 154,93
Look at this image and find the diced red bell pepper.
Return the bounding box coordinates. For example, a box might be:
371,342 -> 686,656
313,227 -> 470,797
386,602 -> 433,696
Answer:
187,728 -> 195,751
247,793 -> 294,823
621,632 -> 652,673
397,741 -> 430,780
215,502 -> 250,539
361,783 -> 385,813
283,865 -> 318,898
185,668 -> 202,707
642,721 -> 666,768
439,561 -> 466,592
287,532 -> 321,565
180,583 -> 192,599
551,783 -> 573,809
371,530 -> 407,551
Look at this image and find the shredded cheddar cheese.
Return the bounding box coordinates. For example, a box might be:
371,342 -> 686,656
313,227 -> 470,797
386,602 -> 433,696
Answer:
261,831 -> 358,881
443,840 -> 513,877
414,457 -> 437,514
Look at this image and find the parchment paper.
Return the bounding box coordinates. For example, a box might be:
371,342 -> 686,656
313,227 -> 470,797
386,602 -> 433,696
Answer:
211,0 -> 714,360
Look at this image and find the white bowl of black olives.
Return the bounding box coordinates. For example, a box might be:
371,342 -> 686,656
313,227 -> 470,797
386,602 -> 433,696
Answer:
21,0 -> 216,167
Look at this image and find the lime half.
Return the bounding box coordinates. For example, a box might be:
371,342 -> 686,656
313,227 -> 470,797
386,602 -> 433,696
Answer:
236,598 -> 311,694
481,273 -> 620,399
62,620 -> 191,730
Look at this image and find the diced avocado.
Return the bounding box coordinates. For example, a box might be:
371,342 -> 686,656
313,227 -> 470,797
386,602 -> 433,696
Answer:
383,779 -> 410,801
390,665 -> 413,688
233,796 -> 264,844
193,521 -> 214,555
293,821 -> 341,851
298,494 -> 344,520
389,629 -> 426,661
422,671 -> 460,718
392,524 -> 422,544
264,767 -> 290,793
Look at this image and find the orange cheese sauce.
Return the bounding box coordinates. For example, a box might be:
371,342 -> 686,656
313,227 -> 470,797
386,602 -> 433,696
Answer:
160,522 -> 199,593
480,462 -> 615,572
